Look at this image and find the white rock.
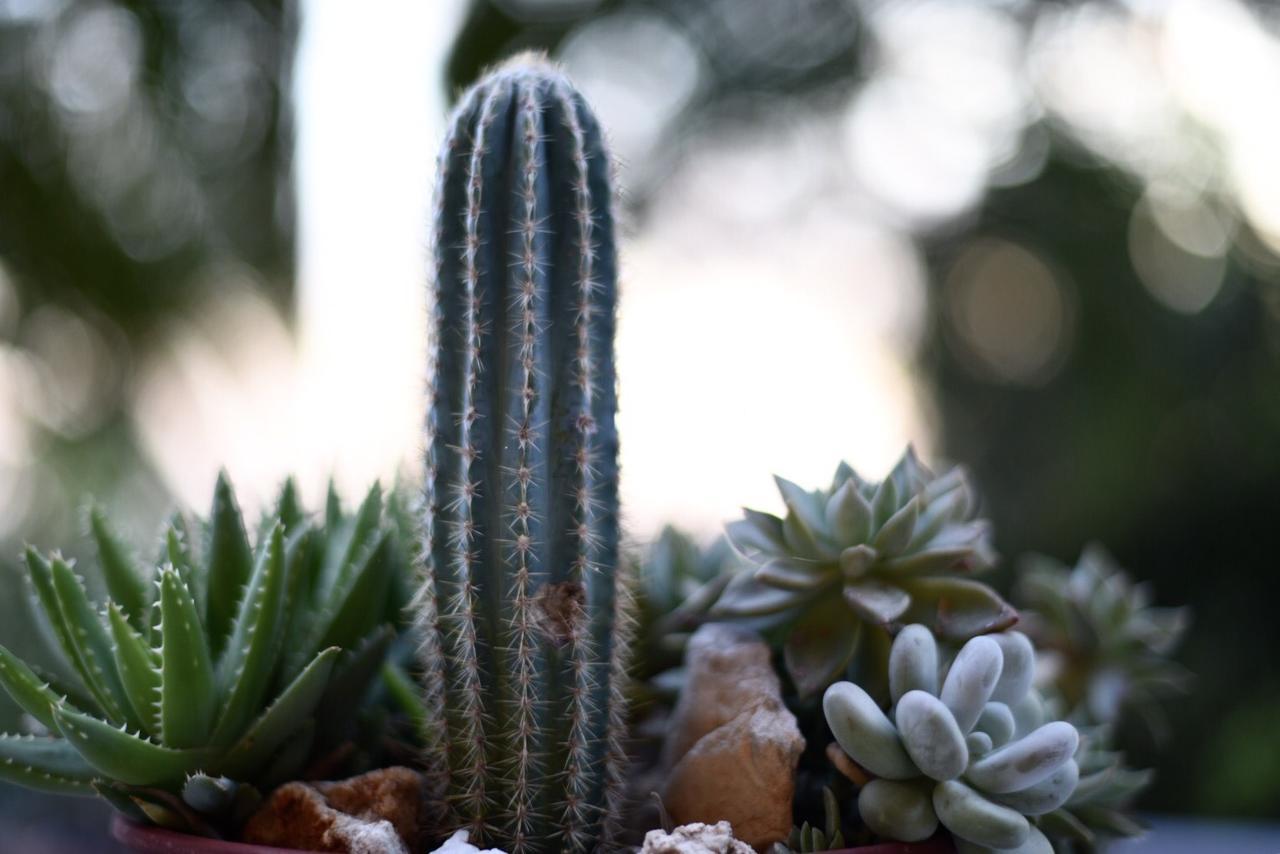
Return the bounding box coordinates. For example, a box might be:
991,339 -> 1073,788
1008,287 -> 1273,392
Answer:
641,821 -> 754,854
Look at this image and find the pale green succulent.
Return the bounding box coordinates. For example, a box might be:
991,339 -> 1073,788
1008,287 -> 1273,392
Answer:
1015,544 -> 1190,732
1036,724 -> 1152,853
714,447 -> 1013,696
825,625 -> 1079,854
634,526 -> 740,686
0,474 -> 401,834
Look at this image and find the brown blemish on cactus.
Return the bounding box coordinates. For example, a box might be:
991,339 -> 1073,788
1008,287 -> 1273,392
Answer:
534,581 -> 587,646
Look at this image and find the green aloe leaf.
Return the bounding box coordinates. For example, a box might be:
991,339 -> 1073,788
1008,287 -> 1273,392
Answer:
317,529 -> 393,652
901,577 -> 1017,641
107,604 -> 162,736
49,556 -> 134,727
205,471 -> 254,659
218,647 -> 339,780
315,626 -> 393,746
0,734 -> 98,794
24,549 -> 97,714
783,596 -> 860,698
0,644 -> 65,729
159,567 -> 216,749
52,705 -> 211,786
165,517 -> 204,626
88,505 -> 149,632
211,525 -> 287,747
276,478 -> 305,535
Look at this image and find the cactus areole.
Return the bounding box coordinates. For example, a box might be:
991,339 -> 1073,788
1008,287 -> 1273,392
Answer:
415,56 -> 631,853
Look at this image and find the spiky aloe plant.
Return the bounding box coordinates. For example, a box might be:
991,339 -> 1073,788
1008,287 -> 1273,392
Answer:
714,447 -> 1013,697
414,55 -> 633,854
825,625 -> 1079,853
0,475 -> 400,834
1014,544 -> 1190,733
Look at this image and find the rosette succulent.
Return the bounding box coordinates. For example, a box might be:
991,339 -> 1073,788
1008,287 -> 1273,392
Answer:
824,625 -> 1080,853
0,475 -> 401,833
1015,544 -> 1190,731
714,447 -> 1013,696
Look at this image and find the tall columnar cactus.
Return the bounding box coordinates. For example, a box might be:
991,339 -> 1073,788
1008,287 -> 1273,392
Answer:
415,55 -> 632,854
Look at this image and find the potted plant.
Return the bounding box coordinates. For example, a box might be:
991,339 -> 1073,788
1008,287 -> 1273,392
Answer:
0,55 -> 1189,854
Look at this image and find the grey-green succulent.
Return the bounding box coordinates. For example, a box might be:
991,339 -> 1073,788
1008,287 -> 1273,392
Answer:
0,474 -> 401,834
825,625 -> 1079,853
1015,544 -> 1190,733
634,526 -> 740,687
771,786 -> 847,854
1036,725 -> 1152,853
714,447 -> 1013,696
414,56 -> 633,854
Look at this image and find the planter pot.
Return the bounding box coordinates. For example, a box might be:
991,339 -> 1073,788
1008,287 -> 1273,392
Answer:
827,836 -> 956,854
111,815 -> 316,854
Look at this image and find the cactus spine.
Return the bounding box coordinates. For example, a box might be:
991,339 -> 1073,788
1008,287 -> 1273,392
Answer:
415,55 -> 630,853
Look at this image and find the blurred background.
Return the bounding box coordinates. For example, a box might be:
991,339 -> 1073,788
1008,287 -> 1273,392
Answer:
1,0 -> 1278,845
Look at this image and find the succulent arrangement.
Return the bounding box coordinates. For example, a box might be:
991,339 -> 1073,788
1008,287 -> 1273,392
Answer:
412,56 -> 632,854
0,475 -> 401,834
714,447 -> 1013,697
0,53 -> 1195,854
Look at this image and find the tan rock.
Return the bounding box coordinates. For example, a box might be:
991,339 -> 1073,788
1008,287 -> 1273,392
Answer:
662,624 -> 782,767
661,624 -> 805,851
242,767 -> 425,853
641,821 -> 754,854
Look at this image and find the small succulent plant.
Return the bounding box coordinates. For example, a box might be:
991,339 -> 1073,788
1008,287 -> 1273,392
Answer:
1015,544 -> 1190,733
825,625 -> 1079,853
634,526 -> 740,685
1036,724 -> 1152,853
0,475 -> 400,834
714,447 -> 1013,696
771,786 -> 847,853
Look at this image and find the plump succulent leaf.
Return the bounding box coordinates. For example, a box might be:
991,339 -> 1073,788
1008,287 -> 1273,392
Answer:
826,625 -> 1084,850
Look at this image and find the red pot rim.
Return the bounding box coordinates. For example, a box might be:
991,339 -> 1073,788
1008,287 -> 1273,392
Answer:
110,814 -> 319,854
